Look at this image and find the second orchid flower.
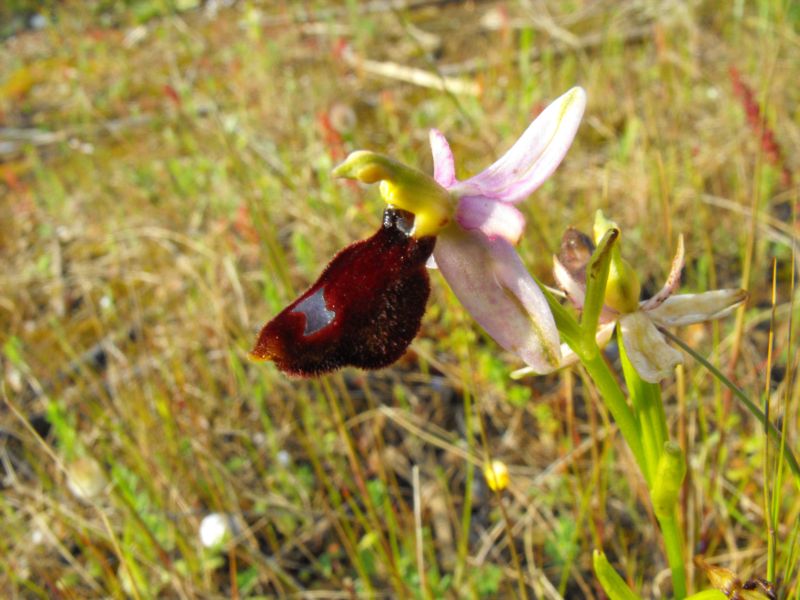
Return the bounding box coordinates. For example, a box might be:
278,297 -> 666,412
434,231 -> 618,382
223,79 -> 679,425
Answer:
544,211 -> 748,383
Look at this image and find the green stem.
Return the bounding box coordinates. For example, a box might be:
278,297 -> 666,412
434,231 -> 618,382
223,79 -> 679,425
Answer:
581,351 -> 647,478
618,328 -> 664,486
618,329 -> 686,599
658,511 -> 687,600
538,280 -> 647,493
649,439 -> 689,600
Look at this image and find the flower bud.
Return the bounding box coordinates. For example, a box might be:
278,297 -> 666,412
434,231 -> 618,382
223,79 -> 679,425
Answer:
651,441 -> 686,519
593,211 -> 640,313
483,459 -> 510,492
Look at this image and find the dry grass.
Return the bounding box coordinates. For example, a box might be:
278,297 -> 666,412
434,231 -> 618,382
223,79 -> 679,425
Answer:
1,0 -> 798,598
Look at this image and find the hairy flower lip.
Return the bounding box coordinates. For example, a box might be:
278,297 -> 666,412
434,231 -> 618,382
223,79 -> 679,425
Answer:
251,207 -> 436,376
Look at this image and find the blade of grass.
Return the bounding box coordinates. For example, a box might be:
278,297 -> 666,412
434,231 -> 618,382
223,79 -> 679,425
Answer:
774,201 -> 798,589
763,258 -> 777,582
662,329 -> 800,488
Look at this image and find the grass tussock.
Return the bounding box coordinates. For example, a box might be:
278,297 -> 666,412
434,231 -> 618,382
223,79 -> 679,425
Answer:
1,0 -> 799,597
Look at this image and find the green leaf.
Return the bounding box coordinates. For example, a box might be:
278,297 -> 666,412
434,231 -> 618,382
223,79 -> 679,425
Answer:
683,592 -> 727,600
593,550 -> 642,600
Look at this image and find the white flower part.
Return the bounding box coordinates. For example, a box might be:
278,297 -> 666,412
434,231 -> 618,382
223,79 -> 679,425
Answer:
455,196 -> 526,244
619,311 -> 683,383
200,513 -> 232,547
559,321 -> 616,368
424,88 -> 586,371
429,129 -> 456,188
647,289 -> 748,328
548,231 -> 747,383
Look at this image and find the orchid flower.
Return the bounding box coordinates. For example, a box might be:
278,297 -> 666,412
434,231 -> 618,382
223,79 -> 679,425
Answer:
544,211 -> 748,383
252,88 -> 586,376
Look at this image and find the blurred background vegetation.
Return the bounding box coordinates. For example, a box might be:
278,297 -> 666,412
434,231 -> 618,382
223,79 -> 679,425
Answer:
1,0 -> 798,597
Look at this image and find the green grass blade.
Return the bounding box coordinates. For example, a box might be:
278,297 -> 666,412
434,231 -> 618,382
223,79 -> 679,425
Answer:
662,329 -> 800,488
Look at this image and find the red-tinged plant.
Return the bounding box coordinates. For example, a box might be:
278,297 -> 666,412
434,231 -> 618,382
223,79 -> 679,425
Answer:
729,66 -> 792,187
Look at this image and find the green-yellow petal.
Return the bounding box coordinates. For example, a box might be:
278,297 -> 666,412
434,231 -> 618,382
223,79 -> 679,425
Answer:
333,151 -> 453,238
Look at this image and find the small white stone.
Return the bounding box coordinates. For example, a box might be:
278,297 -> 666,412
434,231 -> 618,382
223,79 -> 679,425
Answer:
29,14 -> 49,30
30,527 -> 45,546
66,457 -> 106,501
5,366 -> 22,392
276,450 -> 291,467
123,26 -> 148,48
199,513 -> 231,547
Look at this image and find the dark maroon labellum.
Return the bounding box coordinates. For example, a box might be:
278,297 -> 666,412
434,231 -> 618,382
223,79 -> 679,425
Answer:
251,208 -> 436,376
